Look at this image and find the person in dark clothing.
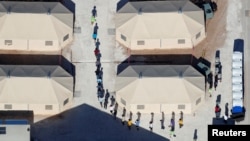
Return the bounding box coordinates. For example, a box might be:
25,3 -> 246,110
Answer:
92,6 -> 97,17
93,23 -> 98,34
113,109 -> 117,120
127,119 -> 132,130
105,89 -> 110,100
98,67 -> 103,79
149,121 -> 153,132
96,58 -> 101,69
94,47 -> 100,58
160,112 -> 165,129
95,38 -> 100,48
110,96 -> 115,106
215,104 -> 221,118
95,68 -> 100,77
98,96 -> 104,107
104,99 -> 108,109
214,80 -> 218,91
135,119 -> 140,130
121,107 -> 126,125
214,74 -> 218,90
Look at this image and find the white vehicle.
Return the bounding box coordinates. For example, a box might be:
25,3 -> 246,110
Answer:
231,39 -> 245,121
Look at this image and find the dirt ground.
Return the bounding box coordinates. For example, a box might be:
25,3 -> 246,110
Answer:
129,0 -> 228,62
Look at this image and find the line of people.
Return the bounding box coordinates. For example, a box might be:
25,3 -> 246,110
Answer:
90,5 -> 181,139
122,110 -> 184,139
91,5 -> 118,120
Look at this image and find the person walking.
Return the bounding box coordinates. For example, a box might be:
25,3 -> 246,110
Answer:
149,121 -> 153,132
105,89 -> 110,100
98,96 -> 104,107
96,59 -> 101,69
215,104 -> 221,118
170,118 -> 175,128
113,109 -> 117,120
94,47 -> 99,58
109,104 -> 114,114
110,96 -> 115,106
98,67 -> 103,79
95,68 -> 100,79
91,15 -> 96,25
169,126 -> 176,138
127,119 -> 132,130
208,86 -> 213,97
92,6 -> 97,18
160,112 -> 165,129
223,114 -> 228,124
121,107 -> 126,125
135,119 -> 140,131
178,118 -> 183,128
214,74 -> 218,90
193,129 -> 198,141
95,38 -> 100,49
180,111 -> 183,120
103,98 -> 108,109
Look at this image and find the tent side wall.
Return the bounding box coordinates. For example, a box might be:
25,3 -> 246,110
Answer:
161,103 -> 192,114
191,27 -> 206,47
130,39 -> 161,50
59,94 -> 73,113
59,32 -> 73,48
29,103 -> 60,115
116,29 -> 205,50
0,103 -> 60,115
191,95 -> 205,113
160,38 -> 193,49
29,39 -> 60,51
116,94 -> 131,112
0,39 -> 28,50
130,104 -> 161,114
0,103 -> 28,111
116,31 -> 131,49
128,29 -> 206,50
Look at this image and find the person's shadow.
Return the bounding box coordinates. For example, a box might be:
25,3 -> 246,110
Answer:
193,129 -> 198,141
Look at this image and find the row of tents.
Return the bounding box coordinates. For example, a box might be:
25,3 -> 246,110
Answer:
0,0 -> 208,115
0,0 -> 206,52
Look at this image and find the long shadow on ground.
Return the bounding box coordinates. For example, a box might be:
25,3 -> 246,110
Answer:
31,104 -> 169,141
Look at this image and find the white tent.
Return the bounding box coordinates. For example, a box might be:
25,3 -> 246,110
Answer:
0,1 -> 73,51
115,0 -> 206,50
115,65 -> 205,114
0,65 -> 73,115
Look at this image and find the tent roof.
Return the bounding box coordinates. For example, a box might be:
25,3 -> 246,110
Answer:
117,0 -> 202,13
116,65 -> 205,104
0,65 -> 73,104
0,1 -> 73,40
115,0 -> 204,39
